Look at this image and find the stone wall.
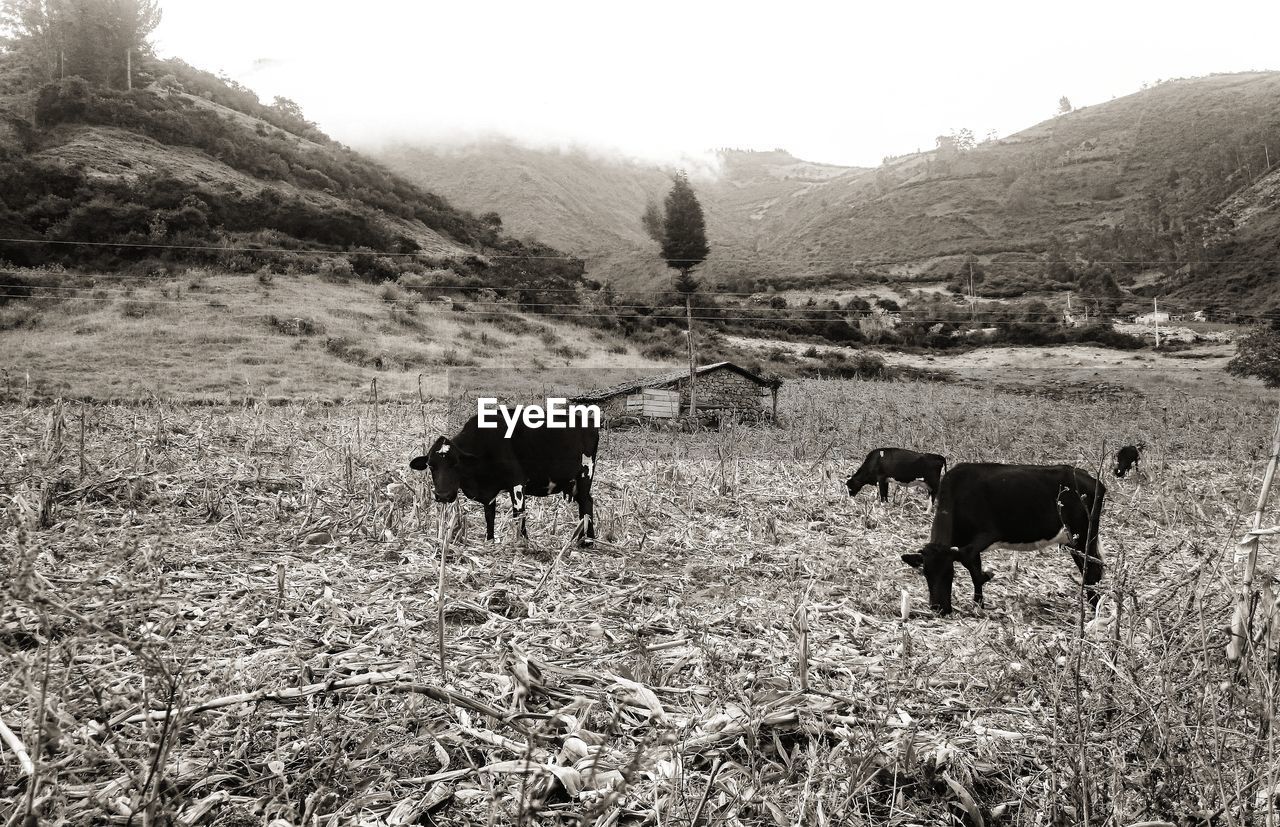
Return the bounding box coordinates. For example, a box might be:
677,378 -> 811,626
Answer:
667,369 -> 768,411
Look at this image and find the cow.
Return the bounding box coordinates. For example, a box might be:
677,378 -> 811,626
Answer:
846,448 -> 947,504
408,415 -> 599,546
900,463 -> 1106,616
1114,443 -> 1144,478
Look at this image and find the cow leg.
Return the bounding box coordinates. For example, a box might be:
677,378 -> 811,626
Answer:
877,479 -> 889,503
576,480 -> 595,547
510,485 -> 527,545
577,453 -> 596,547
484,498 -> 497,542
957,539 -> 998,606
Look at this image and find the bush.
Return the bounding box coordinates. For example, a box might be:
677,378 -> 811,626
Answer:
119,299 -> 157,318
0,303 -> 42,330
1227,324 -> 1280,387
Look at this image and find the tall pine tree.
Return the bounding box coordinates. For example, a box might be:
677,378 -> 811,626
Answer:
656,171 -> 710,415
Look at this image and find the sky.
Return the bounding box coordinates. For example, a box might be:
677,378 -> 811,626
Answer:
151,0 -> 1280,168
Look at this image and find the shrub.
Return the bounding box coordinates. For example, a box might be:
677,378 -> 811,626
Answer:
119,299 -> 155,318
317,257 -> 356,282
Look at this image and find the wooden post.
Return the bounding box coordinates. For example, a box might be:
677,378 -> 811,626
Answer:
771,385 -> 779,422
686,290 -> 697,417
968,260 -> 977,323
125,48 -> 131,91
1228,404 -> 1280,665
1153,297 -> 1161,349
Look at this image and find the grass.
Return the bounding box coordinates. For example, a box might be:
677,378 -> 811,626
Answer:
2,379 -> 1279,824
0,272 -> 660,402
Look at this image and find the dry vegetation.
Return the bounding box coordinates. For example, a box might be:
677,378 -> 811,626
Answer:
3,380 -> 1280,825
0,272 -> 659,402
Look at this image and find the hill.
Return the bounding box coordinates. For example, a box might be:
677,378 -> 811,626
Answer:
377,73 -> 1280,313
378,142 -> 867,290
0,56 -> 585,299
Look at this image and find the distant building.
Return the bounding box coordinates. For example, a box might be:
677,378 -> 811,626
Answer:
574,362 -> 782,423
1135,311 -> 1171,326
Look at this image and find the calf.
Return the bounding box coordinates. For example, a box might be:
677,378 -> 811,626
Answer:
846,448 -> 947,503
900,462 -> 1106,615
409,414 -> 599,546
1114,443 -> 1143,478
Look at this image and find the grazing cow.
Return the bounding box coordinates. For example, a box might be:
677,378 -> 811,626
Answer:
1114,443 -> 1144,478
846,448 -> 947,503
409,415 -> 599,546
900,463 -> 1106,615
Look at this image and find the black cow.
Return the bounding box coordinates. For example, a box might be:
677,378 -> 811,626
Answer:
846,448 -> 947,503
409,415 -> 599,546
900,463 -> 1106,615
1114,443 -> 1143,478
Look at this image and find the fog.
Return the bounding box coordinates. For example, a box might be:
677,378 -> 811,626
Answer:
153,0 -> 1280,167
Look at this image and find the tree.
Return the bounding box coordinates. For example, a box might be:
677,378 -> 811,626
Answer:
660,171 -> 708,279
657,171 -> 710,415
0,0 -> 159,89
1058,96 -> 1073,114
640,197 -> 663,243
1227,323 -> 1280,387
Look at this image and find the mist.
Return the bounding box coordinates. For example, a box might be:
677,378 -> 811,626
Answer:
152,0 -> 1280,168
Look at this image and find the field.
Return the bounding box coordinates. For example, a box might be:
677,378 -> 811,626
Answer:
0,273 -> 661,402
3,379 -> 1280,825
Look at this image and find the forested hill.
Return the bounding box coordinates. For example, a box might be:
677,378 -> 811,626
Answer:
0,49 -> 584,291
380,73 -> 1280,313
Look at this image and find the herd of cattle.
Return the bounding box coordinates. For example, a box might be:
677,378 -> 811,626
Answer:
410,414 -> 1144,618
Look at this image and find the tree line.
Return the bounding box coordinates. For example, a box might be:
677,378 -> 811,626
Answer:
1,0 -> 161,90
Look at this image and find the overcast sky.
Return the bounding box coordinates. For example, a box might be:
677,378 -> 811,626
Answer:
152,0 -> 1280,168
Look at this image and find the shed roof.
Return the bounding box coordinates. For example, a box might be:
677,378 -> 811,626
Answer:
573,361 -> 781,402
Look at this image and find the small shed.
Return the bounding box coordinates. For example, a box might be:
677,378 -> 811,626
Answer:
574,362 -> 782,423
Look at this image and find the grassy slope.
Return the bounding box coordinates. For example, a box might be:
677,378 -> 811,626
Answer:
32,124 -> 471,258
770,72 -> 1280,265
0,273 -> 665,402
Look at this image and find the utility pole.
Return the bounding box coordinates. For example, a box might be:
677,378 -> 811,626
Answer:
1066,291 -> 1073,326
968,260 -> 977,323
125,49 -> 132,91
685,290 -> 697,417
1153,297 -> 1161,349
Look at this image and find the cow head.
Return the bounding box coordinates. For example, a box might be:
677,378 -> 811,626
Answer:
408,436 -> 471,504
1113,443 -> 1143,478
845,470 -> 870,497
901,542 -> 960,615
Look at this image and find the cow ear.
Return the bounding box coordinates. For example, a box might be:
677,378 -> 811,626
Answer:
409,456 -> 429,471
901,553 -> 924,569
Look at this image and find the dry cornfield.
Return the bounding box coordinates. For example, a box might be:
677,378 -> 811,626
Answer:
2,379 -> 1280,826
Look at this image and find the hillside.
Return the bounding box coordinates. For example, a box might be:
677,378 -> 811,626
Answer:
378,143 -> 866,290
0,56 -> 585,298
378,73 -> 1280,312
0,271 -> 664,402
